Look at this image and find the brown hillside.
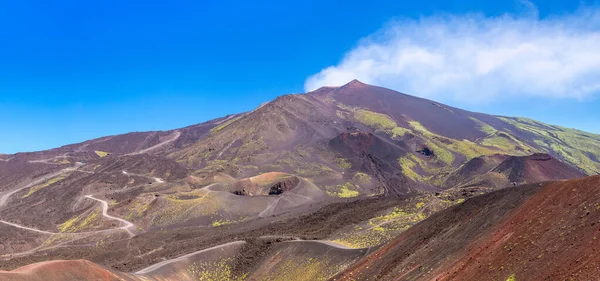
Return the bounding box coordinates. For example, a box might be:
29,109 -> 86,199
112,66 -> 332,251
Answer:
333,176 -> 600,281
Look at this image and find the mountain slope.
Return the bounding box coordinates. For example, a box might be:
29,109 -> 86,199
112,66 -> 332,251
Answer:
442,153 -> 585,190
1,80 -> 600,280
334,176 -> 600,281
5,176 -> 600,281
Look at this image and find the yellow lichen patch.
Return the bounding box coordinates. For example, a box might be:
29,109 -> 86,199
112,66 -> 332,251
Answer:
211,217 -> 246,227
500,116 -> 600,174
480,134 -> 528,153
506,274 -> 517,281
40,233 -> 73,248
408,120 -> 502,163
335,158 -> 352,170
147,190 -> 234,228
52,158 -> 71,165
95,151 -> 109,157
58,210 -> 101,233
124,196 -> 154,221
23,176 -> 64,198
332,196 -> 462,248
260,255 -> 354,281
352,172 -> 372,186
210,115 -> 243,134
355,109 -> 397,131
391,127 -> 411,138
398,156 -> 422,182
325,182 -> 360,198
469,117 -> 497,135
187,258 -> 246,281
401,120 -> 526,186
351,107 -> 413,139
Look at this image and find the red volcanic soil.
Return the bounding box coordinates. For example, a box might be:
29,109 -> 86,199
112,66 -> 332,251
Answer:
311,80 -> 493,141
492,153 -> 585,183
443,153 -> 585,190
333,176 -> 600,281
329,132 -> 406,162
442,154 -> 508,189
329,131 -> 422,195
0,260 -> 134,281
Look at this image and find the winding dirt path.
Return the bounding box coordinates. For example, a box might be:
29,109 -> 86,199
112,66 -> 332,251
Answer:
134,241 -> 246,275
122,170 -> 164,184
215,140 -> 236,160
289,239 -> 355,250
0,163 -> 82,210
127,130 -> 181,155
84,195 -> 135,237
0,220 -> 54,235
26,153 -> 69,165
258,197 -> 281,218
257,235 -> 360,250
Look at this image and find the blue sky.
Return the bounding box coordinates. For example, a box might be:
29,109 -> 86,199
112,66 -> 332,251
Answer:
1,0 -> 599,153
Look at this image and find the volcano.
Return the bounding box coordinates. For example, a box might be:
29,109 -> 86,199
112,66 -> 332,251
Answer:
1,80 -> 599,280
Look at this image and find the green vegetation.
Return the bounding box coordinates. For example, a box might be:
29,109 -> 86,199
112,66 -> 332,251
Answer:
259,255 -> 352,281
23,176 -> 64,198
480,134 -> 529,153
94,151 -> 109,157
210,116 -> 243,134
500,117 -> 600,174
396,119 -> 545,186
187,258 -> 247,281
52,158 -> 70,164
469,117 -> 497,135
398,153 -> 450,186
506,274 -> 516,281
211,217 -> 246,227
264,150 -> 338,179
149,190 -> 224,227
335,157 -> 352,169
355,109 -> 397,131
351,107 -> 413,139
398,156 -> 422,182
124,197 -> 153,221
391,126 -> 411,138
409,120 -> 501,163
353,172 -> 372,186
333,195 -> 461,248
58,210 -> 101,232
40,233 -> 73,248
325,182 -> 360,198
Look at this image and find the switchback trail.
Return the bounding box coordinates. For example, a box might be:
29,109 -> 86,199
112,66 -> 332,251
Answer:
84,195 -> 135,237
127,130 -> 181,155
0,220 -> 54,235
134,241 -> 246,275
0,163 -> 82,210
122,171 -> 165,184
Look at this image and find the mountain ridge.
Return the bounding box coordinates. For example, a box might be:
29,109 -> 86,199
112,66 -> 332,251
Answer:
1,80 -> 599,280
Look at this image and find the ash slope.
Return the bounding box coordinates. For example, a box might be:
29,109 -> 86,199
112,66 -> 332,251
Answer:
334,176 -> 600,281
0,80 -> 599,280
4,176 -> 600,281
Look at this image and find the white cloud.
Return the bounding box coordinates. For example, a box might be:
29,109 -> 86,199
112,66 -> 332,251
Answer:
305,7 -> 600,102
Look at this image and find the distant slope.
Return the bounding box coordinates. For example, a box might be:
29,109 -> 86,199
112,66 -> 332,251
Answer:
498,117 -> 600,175
442,153 -> 585,190
333,176 -> 600,281
310,80 -> 600,182
0,260 -> 134,281
2,80 -> 600,280
166,80 -> 600,197
3,80 -> 599,196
